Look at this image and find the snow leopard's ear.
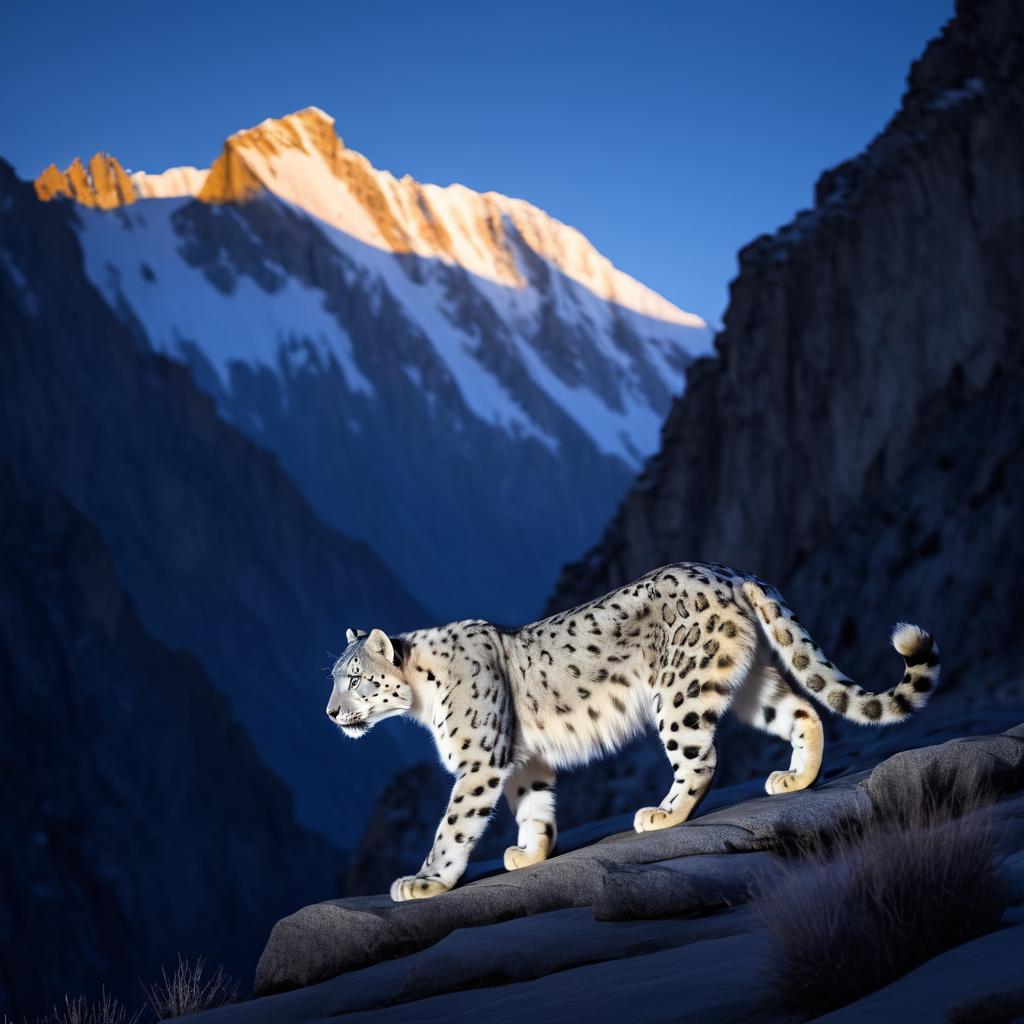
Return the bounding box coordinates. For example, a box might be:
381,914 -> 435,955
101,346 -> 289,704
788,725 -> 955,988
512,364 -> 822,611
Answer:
346,627 -> 368,644
366,628 -> 394,664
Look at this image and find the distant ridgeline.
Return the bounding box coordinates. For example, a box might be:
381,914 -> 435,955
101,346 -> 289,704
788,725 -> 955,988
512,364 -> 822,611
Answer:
33,108 -> 709,624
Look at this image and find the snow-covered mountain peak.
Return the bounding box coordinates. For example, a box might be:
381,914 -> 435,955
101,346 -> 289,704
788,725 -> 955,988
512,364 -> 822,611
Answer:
198,106 -> 343,202
229,105 -> 339,153
30,108 -> 711,620
209,108 -> 703,326
35,108 -> 706,330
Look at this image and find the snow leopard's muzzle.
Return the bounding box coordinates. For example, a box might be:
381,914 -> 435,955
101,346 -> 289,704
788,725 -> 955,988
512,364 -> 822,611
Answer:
325,692 -> 376,736
328,704 -> 371,737
326,629 -> 412,738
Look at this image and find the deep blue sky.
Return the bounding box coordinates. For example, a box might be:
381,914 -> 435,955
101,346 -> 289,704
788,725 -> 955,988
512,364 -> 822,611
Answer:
1,0 -> 952,326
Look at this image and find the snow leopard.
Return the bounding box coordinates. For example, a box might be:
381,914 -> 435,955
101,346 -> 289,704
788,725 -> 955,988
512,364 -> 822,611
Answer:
326,562 -> 939,901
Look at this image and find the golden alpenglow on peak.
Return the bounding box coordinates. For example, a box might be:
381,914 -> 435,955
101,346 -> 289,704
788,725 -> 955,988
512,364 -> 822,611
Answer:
233,107 -> 345,170
33,163 -> 72,202
31,107 -> 705,327
195,140 -> 265,204
196,107 -> 350,205
34,153 -> 136,209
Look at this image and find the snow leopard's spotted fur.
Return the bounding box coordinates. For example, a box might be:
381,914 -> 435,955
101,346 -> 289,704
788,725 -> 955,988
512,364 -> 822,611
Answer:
326,563 -> 939,901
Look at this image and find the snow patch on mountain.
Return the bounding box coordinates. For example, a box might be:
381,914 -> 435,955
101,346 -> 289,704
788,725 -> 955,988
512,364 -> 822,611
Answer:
77,200 -> 373,397
132,165 -> 209,198
75,178 -> 699,464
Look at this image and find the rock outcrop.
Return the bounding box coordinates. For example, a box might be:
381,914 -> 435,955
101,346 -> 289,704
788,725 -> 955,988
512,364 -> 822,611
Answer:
550,0 -> 1024,699
34,153 -> 136,208
169,722 -> 1024,1023
0,465 -> 336,1017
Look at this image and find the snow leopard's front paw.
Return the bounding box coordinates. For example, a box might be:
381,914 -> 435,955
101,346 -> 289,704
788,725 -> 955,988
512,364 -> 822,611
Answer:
389,875 -> 451,902
633,806 -> 681,832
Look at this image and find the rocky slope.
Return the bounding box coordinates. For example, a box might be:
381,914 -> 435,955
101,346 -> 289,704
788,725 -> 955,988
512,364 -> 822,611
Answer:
551,0 -> 1024,695
176,721 -> 1024,1023
32,108 -> 709,622
0,465 -> 337,1018
0,161 -> 431,846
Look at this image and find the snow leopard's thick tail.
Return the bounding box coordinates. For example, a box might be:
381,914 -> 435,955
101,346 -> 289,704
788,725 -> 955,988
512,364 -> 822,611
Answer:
740,581 -> 940,725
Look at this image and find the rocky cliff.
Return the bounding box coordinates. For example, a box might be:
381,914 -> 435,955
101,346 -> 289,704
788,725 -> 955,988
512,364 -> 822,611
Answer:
0,161 -> 431,846
0,465 -> 337,1017
177,721 -> 1024,1023
551,0 -> 1024,697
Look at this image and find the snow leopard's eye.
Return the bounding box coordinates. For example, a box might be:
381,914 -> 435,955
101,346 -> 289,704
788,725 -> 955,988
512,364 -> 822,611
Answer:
348,675 -> 361,691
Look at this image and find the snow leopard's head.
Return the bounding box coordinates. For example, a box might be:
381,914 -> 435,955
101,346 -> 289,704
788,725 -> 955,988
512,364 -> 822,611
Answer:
326,628 -> 412,738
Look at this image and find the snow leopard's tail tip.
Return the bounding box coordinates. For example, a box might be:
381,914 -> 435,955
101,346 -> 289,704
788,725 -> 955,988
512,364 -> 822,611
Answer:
890,622 -> 935,661
889,621 -> 941,713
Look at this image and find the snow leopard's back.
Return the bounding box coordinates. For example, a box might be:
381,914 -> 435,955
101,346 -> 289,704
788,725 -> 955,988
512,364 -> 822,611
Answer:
504,562 -> 765,768
502,559 -> 938,769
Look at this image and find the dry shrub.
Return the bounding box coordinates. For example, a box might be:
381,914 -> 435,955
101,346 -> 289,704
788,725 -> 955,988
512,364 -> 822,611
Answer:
143,958 -> 237,1020
755,776 -> 1008,1018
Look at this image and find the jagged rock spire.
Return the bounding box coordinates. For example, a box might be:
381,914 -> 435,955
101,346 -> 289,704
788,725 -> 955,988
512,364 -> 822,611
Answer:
34,153 -> 136,209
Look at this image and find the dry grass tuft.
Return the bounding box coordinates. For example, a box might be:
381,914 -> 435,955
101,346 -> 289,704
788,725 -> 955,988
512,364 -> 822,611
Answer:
24,990 -> 140,1024
755,777 -> 1008,1019
7,958 -> 236,1024
143,957 -> 237,1020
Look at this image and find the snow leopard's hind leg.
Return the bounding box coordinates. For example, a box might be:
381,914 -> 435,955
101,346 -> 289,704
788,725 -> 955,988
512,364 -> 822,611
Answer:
634,591 -> 759,833
503,755 -> 557,870
731,660 -> 824,795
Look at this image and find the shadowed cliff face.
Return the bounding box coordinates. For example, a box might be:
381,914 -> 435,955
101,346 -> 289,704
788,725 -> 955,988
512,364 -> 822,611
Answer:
0,465 -> 338,1018
550,0 -> 1024,695
0,162 -> 433,846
